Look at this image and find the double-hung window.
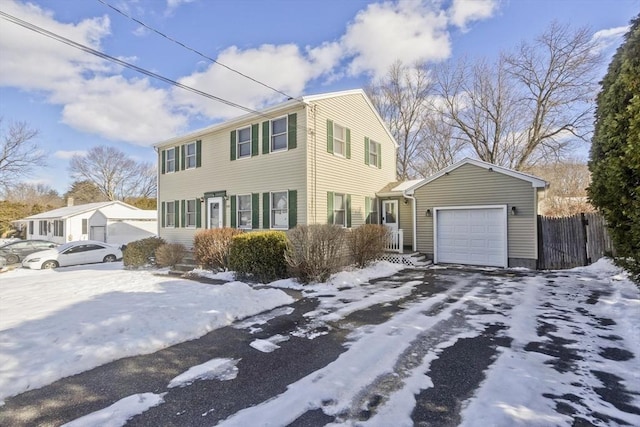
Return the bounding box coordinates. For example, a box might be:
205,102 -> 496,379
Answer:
271,117 -> 287,151
237,126 -> 251,158
333,123 -> 346,156
367,197 -> 379,224
39,220 -> 46,235
29,221 -> 34,235
237,195 -> 252,229
270,191 -> 288,229
185,142 -> 196,169
186,200 -> 196,227
166,201 -> 176,227
166,148 -> 176,173
82,219 -> 88,234
333,193 -> 346,227
368,140 -> 379,167
53,220 -> 64,237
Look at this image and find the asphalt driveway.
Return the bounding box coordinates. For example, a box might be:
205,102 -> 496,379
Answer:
0,265 -> 638,427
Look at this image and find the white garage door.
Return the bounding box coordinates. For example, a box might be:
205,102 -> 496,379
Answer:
435,207 -> 507,267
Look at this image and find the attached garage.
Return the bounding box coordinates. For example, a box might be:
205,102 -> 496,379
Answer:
406,158 -> 547,269
435,206 -> 507,267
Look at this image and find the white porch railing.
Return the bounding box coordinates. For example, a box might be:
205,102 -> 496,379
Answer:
386,229 -> 404,253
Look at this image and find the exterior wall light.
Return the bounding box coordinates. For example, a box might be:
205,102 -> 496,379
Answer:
511,206 -> 517,215
426,209 -> 432,217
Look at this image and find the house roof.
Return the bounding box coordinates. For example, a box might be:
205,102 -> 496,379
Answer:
377,179 -> 423,197
155,88 -> 398,149
98,207 -> 157,220
23,201 -> 139,220
405,158 -> 548,195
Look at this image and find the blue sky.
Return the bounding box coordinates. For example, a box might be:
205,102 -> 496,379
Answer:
0,0 -> 637,195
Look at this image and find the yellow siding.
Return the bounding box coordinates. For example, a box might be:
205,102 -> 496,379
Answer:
414,163 -> 537,260
308,93 -> 397,226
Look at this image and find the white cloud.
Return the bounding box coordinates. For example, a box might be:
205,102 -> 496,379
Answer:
55,150 -> 87,159
592,25 -> 629,53
342,0 -> 451,79
449,0 -> 499,31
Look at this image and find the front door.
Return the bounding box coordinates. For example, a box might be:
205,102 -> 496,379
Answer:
207,197 -> 224,229
382,200 -> 398,232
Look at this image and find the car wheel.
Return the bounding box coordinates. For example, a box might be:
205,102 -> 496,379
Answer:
6,254 -> 19,265
103,254 -> 117,263
41,260 -> 59,269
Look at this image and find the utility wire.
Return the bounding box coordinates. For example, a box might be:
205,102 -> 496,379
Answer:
96,0 -> 300,104
0,10 -> 283,120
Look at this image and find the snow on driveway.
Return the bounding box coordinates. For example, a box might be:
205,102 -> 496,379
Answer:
0,262 -> 293,401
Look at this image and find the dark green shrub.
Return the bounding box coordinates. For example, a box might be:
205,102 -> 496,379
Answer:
194,228 -> 243,270
229,231 -> 288,283
155,243 -> 187,268
348,224 -> 390,268
285,224 -> 347,284
123,236 -> 165,268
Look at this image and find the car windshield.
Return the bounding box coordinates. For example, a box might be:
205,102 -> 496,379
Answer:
56,242 -> 77,252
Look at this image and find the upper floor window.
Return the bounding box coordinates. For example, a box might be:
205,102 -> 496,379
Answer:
271,117 -> 288,152
333,123 -> 346,157
166,148 -> 176,173
166,201 -> 176,227
270,191 -> 288,229
186,200 -> 196,228
237,126 -> 252,159
369,140 -> 378,167
185,142 -> 197,169
237,195 -> 252,229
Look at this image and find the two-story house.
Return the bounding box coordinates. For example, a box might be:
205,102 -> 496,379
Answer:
155,89 -> 399,247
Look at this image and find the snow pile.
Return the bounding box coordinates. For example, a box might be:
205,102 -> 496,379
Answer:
60,393 -> 165,427
167,358 -> 240,388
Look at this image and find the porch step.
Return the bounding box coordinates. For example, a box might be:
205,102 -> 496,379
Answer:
379,252 -> 432,267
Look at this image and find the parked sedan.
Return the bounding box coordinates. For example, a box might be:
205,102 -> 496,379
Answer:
0,239 -> 58,265
22,240 -> 122,270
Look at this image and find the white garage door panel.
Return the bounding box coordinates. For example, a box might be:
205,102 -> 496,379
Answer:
436,207 -> 506,267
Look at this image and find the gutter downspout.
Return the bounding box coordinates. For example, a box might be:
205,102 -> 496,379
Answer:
153,146 -> 160,238
404,191 -> 417,253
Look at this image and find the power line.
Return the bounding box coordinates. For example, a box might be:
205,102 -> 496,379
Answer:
96,0 -> 301,104
0,10 -> 284,121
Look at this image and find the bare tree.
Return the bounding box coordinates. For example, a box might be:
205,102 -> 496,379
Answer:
367,62 -> 435,179
434,22 -> 602,170
527,160 -> 594,216
63,180 -> 108,205
0,118 -> 46,189
3,183 -> 62,207
416,112 -> 466,177
69,146 -> 157,201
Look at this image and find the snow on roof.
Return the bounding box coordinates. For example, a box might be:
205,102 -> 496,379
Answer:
377,179 -> 423,196
23,201 -> 124,220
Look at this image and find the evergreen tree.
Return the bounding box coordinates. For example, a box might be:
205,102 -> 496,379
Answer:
588,15 -> 640,282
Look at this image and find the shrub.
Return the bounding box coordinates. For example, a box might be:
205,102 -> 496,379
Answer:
285,224 -> 347,284
123,236 -> 165,268
194,228 -> 243,270
155,243 -> 187,268
229,231 -> 289,283
347,224 -> 389,268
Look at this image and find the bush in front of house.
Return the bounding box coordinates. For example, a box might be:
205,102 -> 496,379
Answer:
229,231 -> 289,283
285,224 -> 347,284
347,224 -> 390,268
123,236 -> 165,268
193,228 -> 243,271
155,243 -> 187,268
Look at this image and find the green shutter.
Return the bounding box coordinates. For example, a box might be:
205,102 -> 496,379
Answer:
262,121 -> 270,154
252,193 -> 259,229
263,192 -> 270,229
327,119 -> 333,153
288,190 -> 297,228
180,145 -> 186,170
230,196 -> 237,228
174,146 -> 180,171
364,137 -> 370,166
161,201 -> 166,227
365,196 -> 370,224
196,198 -> 202,228
377,142 -> 382,169
196,140 -> 202,167
327,191 -> 334,224
230,130 -> 237,161
346,128 -> 351,159
161,150 -> 166,174
174,200 -> 179,227
346,194 -> 352,228
288,113 -> 297,149
180,200 -> 186,227
252,124 -> 259,157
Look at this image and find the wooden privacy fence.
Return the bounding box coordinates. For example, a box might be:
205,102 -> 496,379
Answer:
537,213 -> 615,270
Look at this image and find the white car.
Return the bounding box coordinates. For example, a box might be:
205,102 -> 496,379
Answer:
22,240 -> 123,270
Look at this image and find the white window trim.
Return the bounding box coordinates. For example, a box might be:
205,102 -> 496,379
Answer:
271,116 -> 288,153
368,139 -> 378,167
237,194 -> 252,229
333,193 -> 346,227
270,190 -> 289,230
166,201 -> 176,228
185,142 -> 197,170
333,122 -> 346,157
236,125 -> 252,159
166,147 -> 176,173
185,200 -> 197,228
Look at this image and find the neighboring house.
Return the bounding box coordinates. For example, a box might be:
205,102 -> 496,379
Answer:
404,158 -> 547,269
21,201 -> 157,245
155,89 -> 397,247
